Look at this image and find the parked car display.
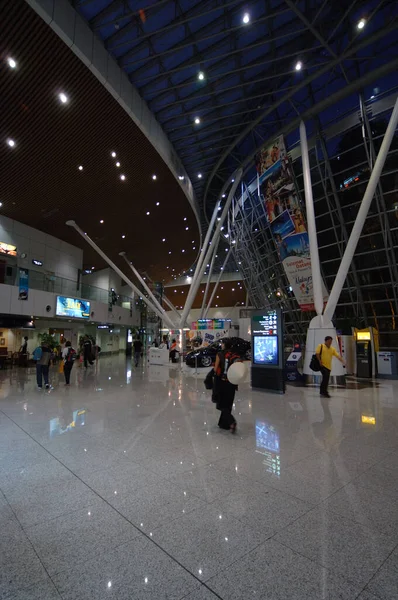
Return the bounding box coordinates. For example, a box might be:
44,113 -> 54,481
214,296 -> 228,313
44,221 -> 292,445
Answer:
185,337 -> 251,368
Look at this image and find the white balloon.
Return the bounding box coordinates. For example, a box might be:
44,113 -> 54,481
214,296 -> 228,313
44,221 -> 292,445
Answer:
227,361 -> 247,385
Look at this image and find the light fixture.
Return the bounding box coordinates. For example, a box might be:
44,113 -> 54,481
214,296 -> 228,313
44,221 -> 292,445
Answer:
122,235 -> 126,239
7,138 -> 15,148
58,92 -> 68,104
183,217 -> 187,221
78,165 -> 83,171
162,238 -> 166,242
198,71 -> 205,81
120,174 -> 126,181
231,178 -> 235,182
295,61 -> 302,71
182,249 -> 185,253
198,173 -> 202,179
185,227 -> 189,230
152,174 -> 157,180
242,12 -> 250,24
116,161 -> 120,167
357,18 -> 366,30
222,194 -> 226,198
178,175 -> 184,180
194,117 -> 201,125
156,202 -> 160,206
146,211 -> 150,215
111,151 -> 117,158
7,57 -> 17,69
100,219 -> 104,224
0,202 -> 2,208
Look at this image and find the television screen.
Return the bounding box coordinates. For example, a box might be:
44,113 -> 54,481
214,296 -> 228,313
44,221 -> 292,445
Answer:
253,335 -> 278,365
56,296 -> 90,319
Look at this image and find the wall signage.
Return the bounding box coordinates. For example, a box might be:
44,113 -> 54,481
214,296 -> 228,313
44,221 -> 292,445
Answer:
56,296 -> 90,319
32,259 -> 43,266
18,268 -> 29,300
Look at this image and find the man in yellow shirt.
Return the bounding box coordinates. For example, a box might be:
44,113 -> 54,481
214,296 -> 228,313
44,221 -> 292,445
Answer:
316,336 -> 345,398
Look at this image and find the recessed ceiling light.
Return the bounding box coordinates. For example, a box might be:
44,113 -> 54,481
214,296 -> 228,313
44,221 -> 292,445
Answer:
222,194 -> 226,198
185,227 -> 189,230
357,18 -> 366,29
120,174 -> 126,181
194,117 -> 201,125
116,161 -> 120,167
183,217 -> 187,221
0,202 -> 2,207
182,249 -> 185,253
231,178 -> 235,182
162,238 -> 166,242
243,13 -> 250,24
7,138 -> 15,148
100,219 -> 104,224
198,71 -> 205,81
198,173 -> 202,179
58,92 -> 68,104
156,202 -> 160,206
295,61 -> 302,71
7,57 -> 17,69
178,175 -> 184,180
122,234 -> 125,239
152,174 -> 157,180
111,151 -> 117,158
146,211 -> 150,215
78,165 -> 83,171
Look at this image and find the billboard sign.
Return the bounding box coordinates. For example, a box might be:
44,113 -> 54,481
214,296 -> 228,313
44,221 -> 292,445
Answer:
56,296 -> 90,319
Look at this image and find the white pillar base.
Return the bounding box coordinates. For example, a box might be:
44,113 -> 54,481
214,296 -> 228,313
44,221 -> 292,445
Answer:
303,315 -> 345,377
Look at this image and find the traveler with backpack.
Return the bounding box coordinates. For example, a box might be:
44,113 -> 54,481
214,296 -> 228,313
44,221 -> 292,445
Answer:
214,338 -> 239,433
62,341 -> 77,386
33,341 -> 53,390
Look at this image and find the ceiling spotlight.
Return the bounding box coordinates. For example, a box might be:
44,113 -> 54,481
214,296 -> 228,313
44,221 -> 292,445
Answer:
78,165 -> 83,171
120,174 -> 126,181
152,174 -> 157,180
183,217 -> 187,221
116,161 -> 120,167
162,238 -> 166,242
178,175 -> 184,180
198,71 -> 205,81
242,12 -> 250,24
7,138 -> 15,148
295,61 -> 303,71
156,202 -> 160,206
0,202 -> 2,207
122,235 -> 126,239
198,173 -> 202,179
100,219 -> 104,224
146,211 -> 150,215
182,249 -> 185,253
222,194 -> 226,198
194,117 -> 201,125
185,227 -> 189,231
111,151 -> 117,158
58,92 -> 69,104
7,57 -> 17,69
357,18 -> 366,30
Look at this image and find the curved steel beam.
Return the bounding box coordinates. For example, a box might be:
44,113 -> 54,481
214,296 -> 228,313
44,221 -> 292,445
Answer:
203,19 -> 398,212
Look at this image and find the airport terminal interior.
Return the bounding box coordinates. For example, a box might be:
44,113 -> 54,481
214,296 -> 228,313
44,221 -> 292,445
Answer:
0,1 -> 398,599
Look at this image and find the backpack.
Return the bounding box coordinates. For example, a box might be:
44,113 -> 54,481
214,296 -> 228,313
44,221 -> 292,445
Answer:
309,344 -> 323,372
221,351 -> 240,381
32,347 -> 42,362
65,348 -> 77,364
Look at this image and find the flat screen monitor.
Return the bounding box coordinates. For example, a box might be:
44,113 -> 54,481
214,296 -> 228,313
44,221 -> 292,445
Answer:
56,296 -> 90,319
253,335 -> 278,365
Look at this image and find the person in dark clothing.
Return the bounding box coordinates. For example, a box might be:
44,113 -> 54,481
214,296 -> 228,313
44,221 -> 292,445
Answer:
214,338 -> 238,433
62,341 -> 76,385
19,336 -> 29,366
133,338 -> 143,367
33,342 -> 52,390
83,336 -> 94,368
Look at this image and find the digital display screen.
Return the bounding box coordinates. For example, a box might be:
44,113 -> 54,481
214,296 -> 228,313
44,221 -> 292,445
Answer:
253,335 -> 278,365
56,296 -> 90,319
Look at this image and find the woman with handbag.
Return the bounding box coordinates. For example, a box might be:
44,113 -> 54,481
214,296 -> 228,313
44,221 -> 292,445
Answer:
213,338 -> 239,433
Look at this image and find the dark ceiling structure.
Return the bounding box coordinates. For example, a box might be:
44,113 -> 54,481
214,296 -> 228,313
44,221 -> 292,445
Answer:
0,0 -> 200,280
74,0 -> 398,220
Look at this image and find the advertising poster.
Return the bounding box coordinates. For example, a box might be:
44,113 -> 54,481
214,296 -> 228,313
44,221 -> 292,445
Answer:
255,136 -> 328,311
18,268 -> 29,300
56,296 -> 90,319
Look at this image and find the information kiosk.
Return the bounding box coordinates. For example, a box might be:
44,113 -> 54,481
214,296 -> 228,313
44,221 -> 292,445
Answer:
251,308 -> 285,393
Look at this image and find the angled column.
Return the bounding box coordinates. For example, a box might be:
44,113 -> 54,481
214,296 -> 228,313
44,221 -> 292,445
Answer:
199,239 -> 219,319
300,120 -> 324,316
203,247 -> 231,319
119,252 -> 176,328
66,220 -> 175,329
323,97 -> 398,321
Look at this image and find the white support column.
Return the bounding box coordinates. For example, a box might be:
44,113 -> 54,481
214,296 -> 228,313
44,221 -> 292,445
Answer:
119,252 -> 177,328
203,247 -> 231,319
199,240 -> 219,318
182,199 -> 220,325
300,120 -> 324,316
179,169 -> 243,328
66,221 -> 175,329
323,97 -> 398,322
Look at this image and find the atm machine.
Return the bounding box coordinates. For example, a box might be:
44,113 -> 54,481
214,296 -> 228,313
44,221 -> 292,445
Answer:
356,331 -> 373,378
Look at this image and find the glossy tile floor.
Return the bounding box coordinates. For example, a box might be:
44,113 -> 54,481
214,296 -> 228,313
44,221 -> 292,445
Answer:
0,355 -> 397,599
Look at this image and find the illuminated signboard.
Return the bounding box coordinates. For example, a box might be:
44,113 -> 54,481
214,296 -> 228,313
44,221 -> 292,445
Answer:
0,242 -> 17,256
32,259 -> 43,266
361,415 -> 376,425
252,311 -> 279,366
357,331 -> 371,341
56,296 -> 90,319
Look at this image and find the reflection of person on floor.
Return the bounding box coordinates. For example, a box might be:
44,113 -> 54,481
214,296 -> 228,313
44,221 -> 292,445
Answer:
316,336 -> 345,398
133,338 -> 143,367
83,336 -> 94,368
214,338 -> 238,434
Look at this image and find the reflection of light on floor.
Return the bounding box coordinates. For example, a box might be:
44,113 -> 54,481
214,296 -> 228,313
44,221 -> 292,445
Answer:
255,420 -> 281,477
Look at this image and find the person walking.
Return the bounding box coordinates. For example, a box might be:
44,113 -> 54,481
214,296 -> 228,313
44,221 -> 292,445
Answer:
133,338 -> 143,367
33,341 -> 52,390
213,338 -> 240,433
83,336 -> 94,368
316,336 -> 345,398
62,341 -> 76,385
19,336 -> 29,366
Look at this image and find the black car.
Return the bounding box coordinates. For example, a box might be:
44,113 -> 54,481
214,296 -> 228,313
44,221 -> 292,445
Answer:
185,337 -> 251,368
